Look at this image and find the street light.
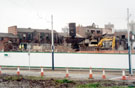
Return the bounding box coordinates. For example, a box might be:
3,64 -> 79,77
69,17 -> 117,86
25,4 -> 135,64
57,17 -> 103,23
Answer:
127,8 -> 133,75
28,43 -> 31,70
37,14 -> 54,70
51,15 -> 54,70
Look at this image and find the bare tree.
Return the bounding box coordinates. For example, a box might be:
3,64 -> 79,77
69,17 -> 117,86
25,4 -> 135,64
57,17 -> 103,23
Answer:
62,26 -> 69,36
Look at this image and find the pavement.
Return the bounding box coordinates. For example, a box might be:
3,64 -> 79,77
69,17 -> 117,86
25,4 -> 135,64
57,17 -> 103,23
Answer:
0,67 -> 135,82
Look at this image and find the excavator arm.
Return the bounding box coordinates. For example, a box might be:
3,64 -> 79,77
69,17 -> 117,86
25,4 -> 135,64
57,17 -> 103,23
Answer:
97,36 -> 115,49
112,36 -> 115,49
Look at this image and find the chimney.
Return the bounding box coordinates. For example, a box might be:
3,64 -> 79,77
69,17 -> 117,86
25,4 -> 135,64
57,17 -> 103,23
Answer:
8,26 -> 17,35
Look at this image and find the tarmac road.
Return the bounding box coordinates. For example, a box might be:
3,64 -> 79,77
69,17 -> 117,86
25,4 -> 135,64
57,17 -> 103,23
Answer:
0,67 -> 135,81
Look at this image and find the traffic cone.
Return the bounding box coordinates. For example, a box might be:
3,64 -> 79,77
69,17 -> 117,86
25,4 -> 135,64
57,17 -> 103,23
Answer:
17,67 -> 20,76
65,68 -> 69,78
122,69 -> 126,80
102,68 -> 106,79
0,66 -> 1,75
41,67 -> 44,77
89,67 -> 93,79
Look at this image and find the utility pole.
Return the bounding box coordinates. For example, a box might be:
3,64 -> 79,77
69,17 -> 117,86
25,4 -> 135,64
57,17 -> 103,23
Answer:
28,44 -> 31,70
51,15 -> 54,70
127,8 -> 133,75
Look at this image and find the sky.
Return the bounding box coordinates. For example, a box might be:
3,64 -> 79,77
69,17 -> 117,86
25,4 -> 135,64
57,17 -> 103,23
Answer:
0,0 -> 135,33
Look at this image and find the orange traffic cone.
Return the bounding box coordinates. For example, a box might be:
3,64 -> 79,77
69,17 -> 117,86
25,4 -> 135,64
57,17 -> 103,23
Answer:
89,67 -> 93,79
122,69 -> 126,80
65,68 -> 69,78
41,67 -> 44,77
102,68 -> 106,79
17,67 -> 20,76
0,66 -> 1,75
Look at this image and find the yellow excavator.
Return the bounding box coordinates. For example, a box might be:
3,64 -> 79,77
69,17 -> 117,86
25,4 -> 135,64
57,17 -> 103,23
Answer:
89,36 -> 115,50
97,36 -> 115,50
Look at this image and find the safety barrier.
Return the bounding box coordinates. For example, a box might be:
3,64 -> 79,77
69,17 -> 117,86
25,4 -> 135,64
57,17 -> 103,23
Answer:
0,52 -> 135,69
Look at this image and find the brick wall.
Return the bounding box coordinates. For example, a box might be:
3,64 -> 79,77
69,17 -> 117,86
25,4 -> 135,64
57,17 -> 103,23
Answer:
8,26 -> 17,35
0,37 -> 9,51
102,28 -> 112,34
0,43 -> 4,51
76,26 -> 86,37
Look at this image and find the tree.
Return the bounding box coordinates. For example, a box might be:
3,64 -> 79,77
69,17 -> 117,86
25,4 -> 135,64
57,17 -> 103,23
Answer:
62,26 -> 69,36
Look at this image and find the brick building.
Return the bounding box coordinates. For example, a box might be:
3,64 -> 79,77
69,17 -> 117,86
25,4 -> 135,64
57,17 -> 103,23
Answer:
8,26 -> 63,51
0,33 -> 18,51
104,23 -> 114,34
102,28 -> 112,35
76,23 -> 102,38
114,30 -> 128,50
76,23 -> 114,38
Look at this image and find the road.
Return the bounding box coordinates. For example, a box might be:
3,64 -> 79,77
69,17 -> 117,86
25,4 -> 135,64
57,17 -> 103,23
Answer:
0,67 -> 135,81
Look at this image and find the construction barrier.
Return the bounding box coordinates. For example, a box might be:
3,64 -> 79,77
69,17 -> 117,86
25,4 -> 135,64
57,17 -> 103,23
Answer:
0,52 -> 135,69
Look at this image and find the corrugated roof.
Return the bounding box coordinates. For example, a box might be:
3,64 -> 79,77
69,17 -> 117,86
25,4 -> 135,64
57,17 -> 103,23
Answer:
0,33 -> 17,38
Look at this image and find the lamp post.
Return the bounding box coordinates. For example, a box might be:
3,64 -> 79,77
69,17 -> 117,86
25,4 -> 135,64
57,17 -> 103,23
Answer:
28,44 -> 31,70
127,8 -> 133,75
37,14 -> 54,70
51,15 -> 54,70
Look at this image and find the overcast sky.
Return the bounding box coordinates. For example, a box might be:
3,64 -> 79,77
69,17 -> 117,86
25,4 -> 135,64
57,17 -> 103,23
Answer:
0,0 -> 135,33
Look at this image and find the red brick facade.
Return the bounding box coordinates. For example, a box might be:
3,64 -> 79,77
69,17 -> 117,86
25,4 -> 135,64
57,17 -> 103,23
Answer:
8,26 -> 17,35
0,37 -> 9,51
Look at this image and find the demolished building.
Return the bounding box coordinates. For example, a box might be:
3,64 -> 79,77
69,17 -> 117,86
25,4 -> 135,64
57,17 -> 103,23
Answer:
0,33 -> 18,51
8,26 -> 64,52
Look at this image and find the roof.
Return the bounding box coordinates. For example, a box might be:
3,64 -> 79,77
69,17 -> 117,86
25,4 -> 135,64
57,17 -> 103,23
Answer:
0,33 -> 17,38
17,28 -> 57,33
17,28 -> 33,32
